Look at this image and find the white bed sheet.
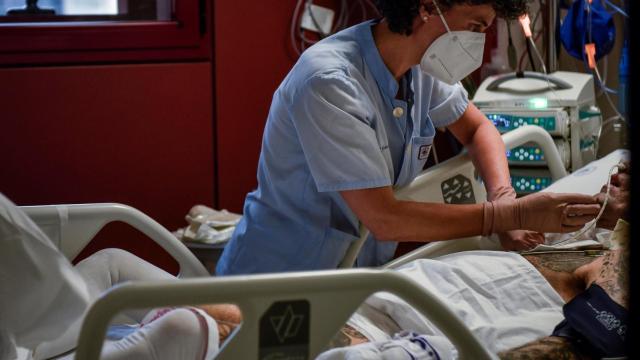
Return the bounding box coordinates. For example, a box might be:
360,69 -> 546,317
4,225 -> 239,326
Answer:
342,251 -> 565,358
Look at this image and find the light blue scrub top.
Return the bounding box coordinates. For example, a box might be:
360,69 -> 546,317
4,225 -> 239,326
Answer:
217,20 -> 469,275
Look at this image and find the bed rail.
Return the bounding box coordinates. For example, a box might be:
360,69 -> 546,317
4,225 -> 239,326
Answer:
21,203 -> 208,278
75,269 -> 497,360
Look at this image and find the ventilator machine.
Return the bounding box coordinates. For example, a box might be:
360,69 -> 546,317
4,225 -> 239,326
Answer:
473,71 -> 602,195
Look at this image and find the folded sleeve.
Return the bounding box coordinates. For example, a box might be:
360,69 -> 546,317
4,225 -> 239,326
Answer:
428,81 -> 470,128
289,70 -> 392,192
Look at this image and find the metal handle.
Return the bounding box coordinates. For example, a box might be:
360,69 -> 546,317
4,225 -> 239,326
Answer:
486,71 -> 572,92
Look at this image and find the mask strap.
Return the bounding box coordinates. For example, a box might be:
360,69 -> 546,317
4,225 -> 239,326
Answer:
431,0 -> 452,33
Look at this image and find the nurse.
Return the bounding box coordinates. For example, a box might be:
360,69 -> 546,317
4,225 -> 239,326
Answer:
217,0 -> 600,275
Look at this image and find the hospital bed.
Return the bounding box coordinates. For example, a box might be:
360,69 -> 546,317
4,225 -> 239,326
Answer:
20,203 -> 495,359
19,126 -> 628,360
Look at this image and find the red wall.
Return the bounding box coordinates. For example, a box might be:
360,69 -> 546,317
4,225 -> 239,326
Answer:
0,63 -> 215,271
214,1 -> 300,212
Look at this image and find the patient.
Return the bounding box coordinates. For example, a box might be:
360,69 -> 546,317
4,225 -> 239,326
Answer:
496,163 -> 630,359
319,163 -> 630,359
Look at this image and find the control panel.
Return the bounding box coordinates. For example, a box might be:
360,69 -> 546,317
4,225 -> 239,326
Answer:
507,139 -> 570,168
510,168 -> 553,195
482,108 -> 569,137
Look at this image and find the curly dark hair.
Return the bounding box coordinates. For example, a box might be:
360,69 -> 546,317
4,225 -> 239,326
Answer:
375,0 -> 529,35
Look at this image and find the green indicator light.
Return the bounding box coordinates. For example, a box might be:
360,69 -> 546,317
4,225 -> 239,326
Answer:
529,98 -> 548,109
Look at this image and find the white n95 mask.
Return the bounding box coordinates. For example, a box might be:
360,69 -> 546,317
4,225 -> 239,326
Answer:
419,0 -> 486,85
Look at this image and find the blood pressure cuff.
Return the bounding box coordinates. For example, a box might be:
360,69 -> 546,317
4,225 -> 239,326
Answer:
552,283 -> 628,357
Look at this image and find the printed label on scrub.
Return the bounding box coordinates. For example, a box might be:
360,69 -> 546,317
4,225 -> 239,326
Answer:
418,145 -> 431,160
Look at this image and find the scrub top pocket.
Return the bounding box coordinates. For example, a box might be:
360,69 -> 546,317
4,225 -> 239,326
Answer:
396,135 -> 434,187
318,226 -> 360,268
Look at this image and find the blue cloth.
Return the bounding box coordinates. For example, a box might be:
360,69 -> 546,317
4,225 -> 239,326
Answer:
216,20 -> 469,275
106,324 -> 139,340
560,0 -> 616,61
552,283 -> 628,358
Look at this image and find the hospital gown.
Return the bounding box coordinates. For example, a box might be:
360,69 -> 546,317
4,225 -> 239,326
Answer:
0,189 -> 218,360
0,193 -> 89,360
35,249 -> 219,360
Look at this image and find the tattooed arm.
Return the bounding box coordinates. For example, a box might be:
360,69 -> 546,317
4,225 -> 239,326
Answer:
577,248 -> 629,309
501,232 -> 629,359
498,336 -> 593,360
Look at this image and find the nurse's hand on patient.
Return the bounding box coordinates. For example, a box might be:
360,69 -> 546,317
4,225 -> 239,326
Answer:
487,185 -> 545,250
484,193 -> 600,235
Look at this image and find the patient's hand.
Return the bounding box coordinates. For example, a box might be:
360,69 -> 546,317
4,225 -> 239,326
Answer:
498,230 -> 544,251
488,186 -> 544,250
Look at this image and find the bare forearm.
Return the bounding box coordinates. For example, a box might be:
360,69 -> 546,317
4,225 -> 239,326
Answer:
498,336 -> 593,360
467,121 -> 511,193
449,103 -> 511,194
367,200 -> 485,242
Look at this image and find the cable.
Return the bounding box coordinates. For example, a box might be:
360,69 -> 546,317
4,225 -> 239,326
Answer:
290,0 -> 378,58
518,2 -> 543,71
593,65 -> 625,122
604,0 -> 629,17
506,21 -> 518,71
306,0 -> 327,39
525,36 -> 537,72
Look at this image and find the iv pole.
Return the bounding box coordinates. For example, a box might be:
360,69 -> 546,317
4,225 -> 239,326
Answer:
545,0 -> 559,72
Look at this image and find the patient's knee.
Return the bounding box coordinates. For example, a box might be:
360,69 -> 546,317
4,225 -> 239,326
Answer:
77,248 -> 133,268
152,308 -> 204,338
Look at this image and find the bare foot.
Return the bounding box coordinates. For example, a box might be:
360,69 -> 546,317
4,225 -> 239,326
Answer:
197,303 -> 243,341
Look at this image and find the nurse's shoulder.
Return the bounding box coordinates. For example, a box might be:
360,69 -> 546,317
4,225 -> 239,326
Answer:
280,26 -> 367,99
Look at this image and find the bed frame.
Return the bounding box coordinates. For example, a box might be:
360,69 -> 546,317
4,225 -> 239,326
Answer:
21,126 -> 568,360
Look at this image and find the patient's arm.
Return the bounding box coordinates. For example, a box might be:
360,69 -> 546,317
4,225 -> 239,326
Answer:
574,248 -> 629,308
498,336 -> 593,360
501,237 -> 629,359
523,253 -> 596,302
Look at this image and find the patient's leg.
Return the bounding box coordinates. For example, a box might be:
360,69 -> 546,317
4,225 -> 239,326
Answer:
75,248 -> 177,321
101,308 -> 212,360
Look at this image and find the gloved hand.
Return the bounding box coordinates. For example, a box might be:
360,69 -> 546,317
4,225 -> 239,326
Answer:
487,185 -> 545,250
482,192 -> 600,235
